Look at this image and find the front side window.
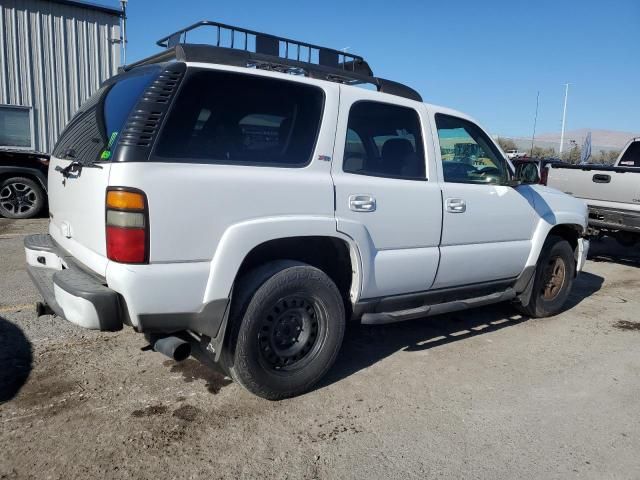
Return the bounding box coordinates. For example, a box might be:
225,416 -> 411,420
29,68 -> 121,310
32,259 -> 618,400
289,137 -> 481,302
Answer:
435,114 -> 508,185
342,101 -> 426,180
154,70 -> 325,167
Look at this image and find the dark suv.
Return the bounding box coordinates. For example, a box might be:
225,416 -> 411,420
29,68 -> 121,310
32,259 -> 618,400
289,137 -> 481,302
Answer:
0,150 -> 49,219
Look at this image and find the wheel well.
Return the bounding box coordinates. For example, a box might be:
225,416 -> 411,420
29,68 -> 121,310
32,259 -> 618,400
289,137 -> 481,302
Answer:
236,236 -> 355,315
0,171 -> 46,192
548,224 -> 582,251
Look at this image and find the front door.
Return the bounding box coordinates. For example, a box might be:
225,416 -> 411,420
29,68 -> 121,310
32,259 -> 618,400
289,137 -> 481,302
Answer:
432,113 -> 536,289
332,90 -> 442,300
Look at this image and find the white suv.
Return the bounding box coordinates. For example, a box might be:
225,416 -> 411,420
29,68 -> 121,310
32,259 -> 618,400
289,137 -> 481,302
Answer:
25,22 -> 589,399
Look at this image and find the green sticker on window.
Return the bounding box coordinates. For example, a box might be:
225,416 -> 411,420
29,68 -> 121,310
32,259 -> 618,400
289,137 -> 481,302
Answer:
100,150 -> 112,160
107,131 -> 118,148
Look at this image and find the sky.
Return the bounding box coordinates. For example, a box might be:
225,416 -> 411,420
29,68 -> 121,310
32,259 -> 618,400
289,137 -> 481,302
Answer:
103,0 -> 638,137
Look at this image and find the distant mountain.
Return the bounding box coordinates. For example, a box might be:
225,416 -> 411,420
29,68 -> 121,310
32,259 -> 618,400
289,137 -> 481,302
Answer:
534,129 -> 638,149
497,129 -> 639,154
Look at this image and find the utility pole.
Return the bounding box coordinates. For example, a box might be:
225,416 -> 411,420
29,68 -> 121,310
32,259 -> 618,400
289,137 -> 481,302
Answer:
530,91 -> 539,157
559,83 -> 570,155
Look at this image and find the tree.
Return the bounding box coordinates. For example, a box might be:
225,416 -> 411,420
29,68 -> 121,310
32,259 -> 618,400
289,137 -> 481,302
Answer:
591,149 -> 621,165
531,146 -> 556,158
561,140 -> 582,164
496,137 -> 517,151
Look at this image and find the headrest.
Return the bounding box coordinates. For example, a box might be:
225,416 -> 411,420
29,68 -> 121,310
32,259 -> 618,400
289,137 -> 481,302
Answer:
381,138 -> 414,160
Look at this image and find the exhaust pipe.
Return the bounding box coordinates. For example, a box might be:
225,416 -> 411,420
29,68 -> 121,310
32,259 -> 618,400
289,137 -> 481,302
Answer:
147,334 -> 191,362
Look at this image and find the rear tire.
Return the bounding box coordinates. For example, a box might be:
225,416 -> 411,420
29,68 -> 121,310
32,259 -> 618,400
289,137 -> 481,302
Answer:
222,261 -> 345,400
0,177 -> 45,219
517,235 -> 576,318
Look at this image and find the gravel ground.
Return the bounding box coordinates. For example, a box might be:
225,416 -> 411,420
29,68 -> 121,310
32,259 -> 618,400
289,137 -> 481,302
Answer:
1,218 -> 639,479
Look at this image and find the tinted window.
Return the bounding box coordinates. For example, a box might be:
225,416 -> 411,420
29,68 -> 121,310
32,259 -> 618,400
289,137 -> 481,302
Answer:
343,129 -> 367,173
343,101 -> 425,180
103,71 -> 158,150
53,68 -> 158,161
435,114 -> 508,184
154,71 -> 324,167
618,142 -> 640,167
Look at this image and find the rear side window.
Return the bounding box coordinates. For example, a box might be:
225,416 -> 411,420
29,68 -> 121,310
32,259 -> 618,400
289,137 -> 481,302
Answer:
102,72 -> 158,156
342,101 -> 426,180
154,70 -> 325,167
53,69 -> 157,162
618,142 -> 640,167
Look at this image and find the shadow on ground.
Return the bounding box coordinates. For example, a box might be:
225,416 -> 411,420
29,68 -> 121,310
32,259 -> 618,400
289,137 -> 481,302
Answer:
0,316 -> 33,403
589,237 -> 640,268
320,270 -> 604,391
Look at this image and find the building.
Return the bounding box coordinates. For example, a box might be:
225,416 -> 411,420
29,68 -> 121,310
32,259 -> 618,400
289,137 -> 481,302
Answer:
0,0 -> 123,154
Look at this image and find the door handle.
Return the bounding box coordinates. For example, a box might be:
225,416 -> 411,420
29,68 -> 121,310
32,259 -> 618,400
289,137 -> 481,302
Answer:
349,194 -> 376,212
592,174 -> 611,183
445,198 -> 466,213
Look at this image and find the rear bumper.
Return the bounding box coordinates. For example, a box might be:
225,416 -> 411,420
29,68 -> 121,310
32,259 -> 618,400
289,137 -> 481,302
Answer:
25,234 -> 229,338
25,234 -> 122,331
588,206 -> 640,233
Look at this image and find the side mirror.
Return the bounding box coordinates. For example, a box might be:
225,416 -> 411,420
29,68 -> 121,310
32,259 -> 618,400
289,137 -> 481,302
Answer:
514,163 -> 540,184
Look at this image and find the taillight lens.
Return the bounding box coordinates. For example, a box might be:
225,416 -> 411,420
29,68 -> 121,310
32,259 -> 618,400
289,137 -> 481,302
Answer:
105,188 -> 148,264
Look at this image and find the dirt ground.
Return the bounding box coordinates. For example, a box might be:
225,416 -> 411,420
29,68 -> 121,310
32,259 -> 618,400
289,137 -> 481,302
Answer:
1,218 -> 639,479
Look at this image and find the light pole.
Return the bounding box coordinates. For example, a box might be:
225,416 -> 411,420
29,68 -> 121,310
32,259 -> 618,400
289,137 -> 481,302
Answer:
559,83 -> 570,155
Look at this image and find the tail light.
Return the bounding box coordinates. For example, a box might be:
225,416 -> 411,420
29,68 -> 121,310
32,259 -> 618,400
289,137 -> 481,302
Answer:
105,188 -> 149,263
540,166 -> 549,185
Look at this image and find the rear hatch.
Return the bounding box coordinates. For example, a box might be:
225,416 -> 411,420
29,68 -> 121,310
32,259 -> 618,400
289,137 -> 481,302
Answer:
48,67 -> 160,276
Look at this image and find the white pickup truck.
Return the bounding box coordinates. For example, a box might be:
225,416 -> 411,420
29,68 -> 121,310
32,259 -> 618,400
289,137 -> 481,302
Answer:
24,21 -> 589,399
547,138 -> 640,246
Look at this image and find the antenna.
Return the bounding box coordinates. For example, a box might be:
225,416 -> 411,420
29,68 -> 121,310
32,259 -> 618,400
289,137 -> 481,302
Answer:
530,91 -> 539,157
559,83 -> 570,155
120,0 -> 128,65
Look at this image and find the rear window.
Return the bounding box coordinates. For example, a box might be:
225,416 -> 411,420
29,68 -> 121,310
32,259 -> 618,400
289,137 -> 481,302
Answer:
618,142 -> 640,167
53,69 -> 157,161
153,70 -> 325,167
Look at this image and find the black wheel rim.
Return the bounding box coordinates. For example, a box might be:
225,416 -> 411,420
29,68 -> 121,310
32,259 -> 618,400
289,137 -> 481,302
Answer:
0,182 -> 37,216
257,296 -> 321,371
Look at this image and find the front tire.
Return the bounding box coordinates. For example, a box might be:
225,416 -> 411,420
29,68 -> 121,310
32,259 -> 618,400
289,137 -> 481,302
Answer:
517,235 -> 576,318
223,261 -> 345,400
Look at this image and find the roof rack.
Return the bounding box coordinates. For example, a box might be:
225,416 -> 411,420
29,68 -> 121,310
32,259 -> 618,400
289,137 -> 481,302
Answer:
126,20 -> 421,102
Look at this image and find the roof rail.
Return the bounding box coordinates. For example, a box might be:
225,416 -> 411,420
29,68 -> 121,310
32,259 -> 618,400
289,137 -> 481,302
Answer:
136,20 -> 422,102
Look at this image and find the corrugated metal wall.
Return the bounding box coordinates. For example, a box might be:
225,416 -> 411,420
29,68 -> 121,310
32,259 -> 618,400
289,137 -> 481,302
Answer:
0,0 -> 121,153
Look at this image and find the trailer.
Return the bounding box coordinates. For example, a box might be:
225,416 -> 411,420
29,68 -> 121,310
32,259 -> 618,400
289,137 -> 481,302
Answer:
0,0 -> 123,218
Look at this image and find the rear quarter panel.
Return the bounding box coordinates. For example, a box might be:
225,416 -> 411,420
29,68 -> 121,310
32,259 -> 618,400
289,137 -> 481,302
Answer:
107,78 -> 344,305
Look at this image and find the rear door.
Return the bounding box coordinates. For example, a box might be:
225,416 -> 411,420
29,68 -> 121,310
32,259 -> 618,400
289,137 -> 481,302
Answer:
431,112 -> 536,289
332,89 -> 442,299
48,68 -> 159,275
